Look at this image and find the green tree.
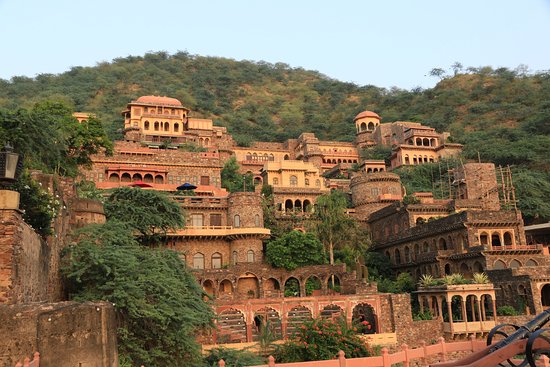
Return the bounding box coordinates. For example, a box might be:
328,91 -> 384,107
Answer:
62,222 -> 213,367
220,156 -> 254,193
265,230 -> 326,270
103,187 -> 184,243
0,101 -> 112,177
314,191 -> 354,267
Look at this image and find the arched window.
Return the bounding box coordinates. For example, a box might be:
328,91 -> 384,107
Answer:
109,173 -> 120,182
154,121 -> 159,131
164,122 -> 169,131
503,232 -> 513,246
193,253 -> 205,269
155,175 -> 164,184
212,252 -> 222,269
493,260 -> 506,270
395,249 -> 401,264
360,122 -> 367,131
290,175 -> 298,186
284,154 -> 290,160
305,178 -> 309,186
174,123 -> 179,132
234,215 -> 241,228
368,122 -> 375,131
255,214 -> 260,227
510,259 -> 521,269
232,251 -> 238,265
144,121 -> 150,130
247,250 -> 255,262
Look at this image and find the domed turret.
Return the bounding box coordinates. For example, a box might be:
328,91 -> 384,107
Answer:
354,110 -> 381,149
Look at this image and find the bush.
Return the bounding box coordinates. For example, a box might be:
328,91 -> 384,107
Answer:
497,305 -> 518,316
202,348 -> 265,367
274,317 -> 369,363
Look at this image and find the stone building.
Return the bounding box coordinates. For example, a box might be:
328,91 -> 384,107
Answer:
79,95 -> 550,344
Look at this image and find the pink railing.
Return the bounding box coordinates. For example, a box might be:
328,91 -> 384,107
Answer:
222,336 -> 488,367
14,352 -> 39,367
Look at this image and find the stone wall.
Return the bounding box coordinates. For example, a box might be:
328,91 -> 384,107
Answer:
0,301 -> 117,367
0,209 -> 49,304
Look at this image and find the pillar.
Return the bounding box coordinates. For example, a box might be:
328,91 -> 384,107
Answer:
437,297 -> 444,321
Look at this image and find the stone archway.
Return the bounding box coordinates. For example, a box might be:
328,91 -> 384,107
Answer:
253,307 -> 282,341
284,277 -> 301,297
237,274 -> 260,299
305,276 -> 322,296
352,303 -> 377,334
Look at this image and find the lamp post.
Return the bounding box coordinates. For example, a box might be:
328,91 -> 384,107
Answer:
0,143 -> 23,209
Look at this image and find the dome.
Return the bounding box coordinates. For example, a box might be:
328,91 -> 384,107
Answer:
135,95 -> 183,106
354,110 -> 381,121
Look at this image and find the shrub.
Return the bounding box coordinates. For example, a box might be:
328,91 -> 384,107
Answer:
497,305 -> 518,316
473,272 -> 490,284
202,348 -> 265,367
418,274 -> 436,287
274,317 -> 369,363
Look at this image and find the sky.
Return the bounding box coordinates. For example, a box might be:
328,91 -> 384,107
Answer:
0,0 -> 549,89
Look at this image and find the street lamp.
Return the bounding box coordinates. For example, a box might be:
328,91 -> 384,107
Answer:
0,143 -> 23,188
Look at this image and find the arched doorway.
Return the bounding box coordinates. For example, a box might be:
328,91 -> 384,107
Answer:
284,277 -> 301,297
263,278 -> 280,297
305,276 -> 322,296
352,303 -> 377,334
203,280 -> 215,297
219,279 -> 233,298
237,274 -> 260,298
253,307 -> 282,341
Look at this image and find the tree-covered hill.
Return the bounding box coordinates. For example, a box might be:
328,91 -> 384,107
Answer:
0,52 -> 548,222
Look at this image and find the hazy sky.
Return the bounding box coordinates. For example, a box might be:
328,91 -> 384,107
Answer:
1,0 -> 549,89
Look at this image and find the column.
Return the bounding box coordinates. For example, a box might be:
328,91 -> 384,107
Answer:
437,297 -> 444,321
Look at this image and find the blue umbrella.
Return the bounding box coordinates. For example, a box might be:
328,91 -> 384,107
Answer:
177,182 -> 197,191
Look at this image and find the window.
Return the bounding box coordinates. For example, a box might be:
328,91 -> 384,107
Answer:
316,179 -> 320,187
212,252 -> 222,269
254,214 -> 260,227
210,214 -> 222,227
290,175 -> 298,186
190,214 -> 203,227
200,176 -> 210,185
174,123 -> 179,132
193,253 -> 204,269
232,251 -> 238,265
234,215 -> 240,228
247,250 -> 255,262
273,177 -> 279,185
154,121 -> 159,131
144,121 -> 150,130
305,178 -> 310,186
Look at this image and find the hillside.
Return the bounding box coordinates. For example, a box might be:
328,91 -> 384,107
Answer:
0,51 -> 548,223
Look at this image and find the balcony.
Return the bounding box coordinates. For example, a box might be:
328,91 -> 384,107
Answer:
170,226 -> 271,238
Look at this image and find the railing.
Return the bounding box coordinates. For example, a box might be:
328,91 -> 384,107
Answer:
224,336 -> 488,367
14,352 -> 39,367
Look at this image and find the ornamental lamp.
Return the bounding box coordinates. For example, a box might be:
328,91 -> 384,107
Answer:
0,143 -> 23,188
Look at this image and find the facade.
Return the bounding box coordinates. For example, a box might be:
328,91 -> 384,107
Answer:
81,95 -> 550,342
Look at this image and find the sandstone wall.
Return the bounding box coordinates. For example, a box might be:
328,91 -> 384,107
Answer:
0,302 -> 117,367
